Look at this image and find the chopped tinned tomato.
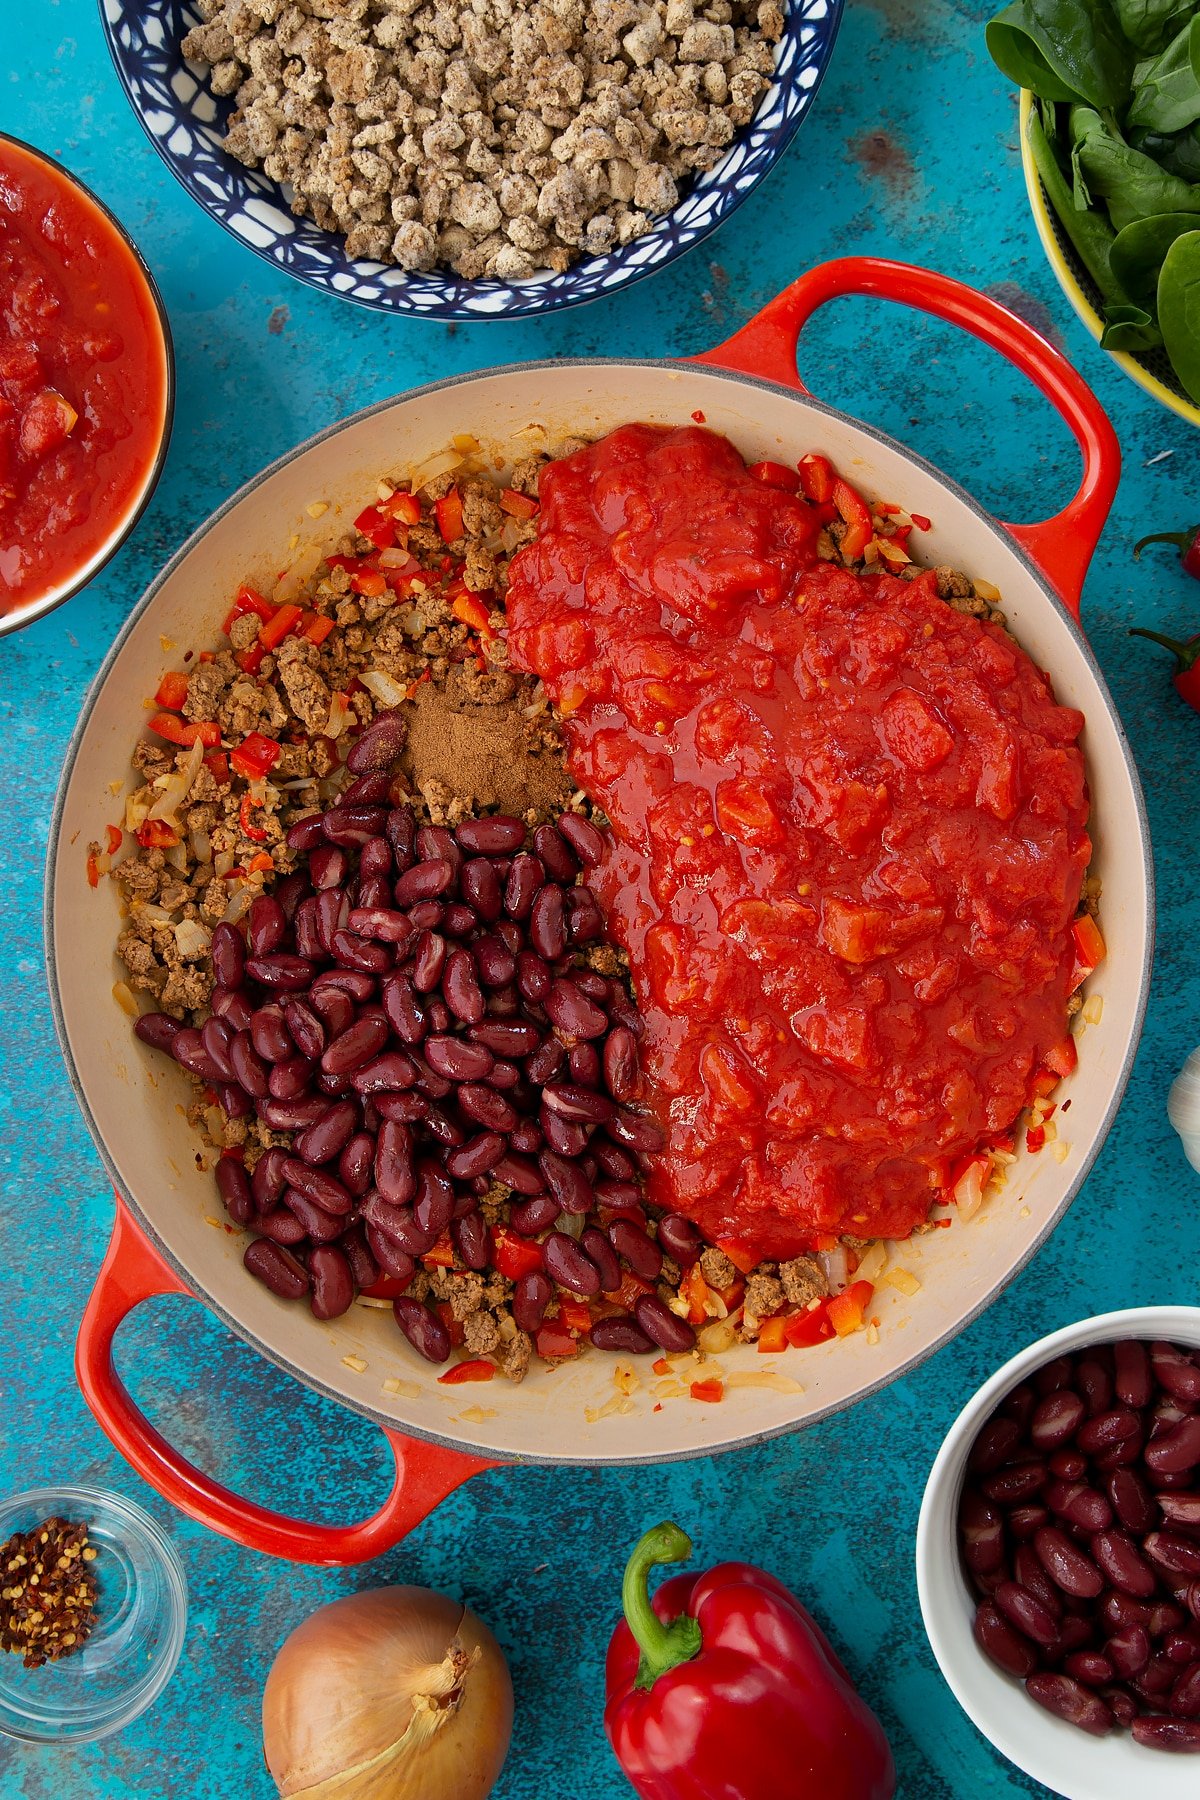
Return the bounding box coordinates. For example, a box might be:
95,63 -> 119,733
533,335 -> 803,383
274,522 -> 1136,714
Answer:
499,487 -> 538,520
147,711 -> 220,749
229,733 -> 281,780
784,1300 -> 835,1348
136,819 -> 179,849
154,670 -> 190,710
491,1227 -> 544,1281
827,1280 -> 874,1337
437,1358 -> 496,1385
86,851 -> 102,888
435,489 -> 464,543
239,793 -> 267,843
1070,914 -> 1105,991
756,1314 -> 790,1354
536,1325 -> 579,1360
797,453 -> 834,505
354,503 -> 396,550
603,1270 -> 655,1312
690,1378 -> 724,1402
1042,1034 -> 1078,1079
747,461 -> 800,493
259,602 -> 304,651
831,477 -> 874,560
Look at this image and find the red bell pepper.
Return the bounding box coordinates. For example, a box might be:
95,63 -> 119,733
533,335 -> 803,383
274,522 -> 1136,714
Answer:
229,733 -> 281,780
239,793 -> 267,843
259,602 -> 304,651
605,1522 -> 895,1800
136,819 -> 180,849
154,670 -> 190,710
382,490 -> 423,525
147,711 -> 220,749
1128,624 -> 1200,714
499,486 -> 538,519
435,489 -> 464,543
491,1226 -> 544,1281
831,478 -> 874,561
797,453 -> 834,505
354,503 -> 396,550
747,460 -> 800,493
1070,913 -> 1105,991
437,1358 -> 495,1384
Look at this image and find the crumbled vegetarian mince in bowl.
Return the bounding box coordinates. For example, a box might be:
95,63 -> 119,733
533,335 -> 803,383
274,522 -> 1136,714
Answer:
102,432 -> 1101,1390
182,0 -> 782,278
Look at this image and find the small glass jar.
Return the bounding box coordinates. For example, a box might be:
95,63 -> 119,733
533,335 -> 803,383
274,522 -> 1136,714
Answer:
0,1485 -> 187,1743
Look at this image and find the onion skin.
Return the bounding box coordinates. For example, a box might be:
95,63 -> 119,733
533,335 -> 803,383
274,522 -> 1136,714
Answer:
262,1586 -> 512,1800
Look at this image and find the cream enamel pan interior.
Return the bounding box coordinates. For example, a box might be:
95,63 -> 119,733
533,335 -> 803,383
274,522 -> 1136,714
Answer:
48,352 -> 1152,1470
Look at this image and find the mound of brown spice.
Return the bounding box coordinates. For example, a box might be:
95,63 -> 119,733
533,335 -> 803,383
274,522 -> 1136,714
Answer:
0,1517 -> 99,1670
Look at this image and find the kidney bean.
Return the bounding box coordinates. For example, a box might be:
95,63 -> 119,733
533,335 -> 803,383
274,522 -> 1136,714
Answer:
972,1602 -> 1036,1678
170,1028 -> 224,1081
608,1109 -> 665,1153
420,1097 -> 461,1138
224,1031 -> 265,1098
259,1097 -> 329,1132
343,707 -> 405,774
322,804 -> 388,848
293,1098 -> 359,1167
527,821 -> 572,880
393,1296 -> 451,1364
256,1206 -> 309,1246
199,1017 -> 235,1081
459,857 -> 500,923
379,973 -> 424,1044
634,1294 -> 695,1353
489,1152 -> 543,1197
312,969 -> 377,1005
1007,1504 -> 1050,1542
607,1218 -> 661,1283
1093,1530 -> 1158,1597
216,1084 -> 249,1120
528,884 -> 566,960
279,998 -> 323,1060
359,836 -> 393,878
315,888 -> 346,953
517,949 -> 552,1003
282,1158 -> 353,1215
244,1239 -> 309,1299
467,1020 -> 539,1058
339,1225 -> 378,1291
362,1195 -> 434,1257
211,922 -> 246,989
1151,1343 -> 1200,1405
407,903 -> 445,934
320,1015 -> 389,1078
527,1040 -> 566,1088
1000,1383 -> 1036,1431
391,859 -> 451,908
283,1189 -> 345,1243
474,935 -> 517,989
352,1050 -> 420,1096
446,1209 -> 486,1272
959,1490 -> 1006,1576
1030,1355 -> 1072,1397
1150,1602 -> 1188,1638
564,888 -> 603,946
1046,1480 -> 1112,1533
337,1132 -> 375,1197
542,1231 -> 602,1296
373,1119 -> 416,1206
1028,1389 -> 1084,1452
1132,1715 -> 1200,1750
1102,1591 -> 1153,1633
446,1132 -> 506,1179
1147,1415 -> 1200,1477
504,1271 -> 548,1336
248,895 -> 288,957
589,1317 -> 653,1355
274,872 -> 311,923
648,1214 -> 699,1268
509,1195 -> 561,1236
287,814 -> 326,852
1163,1631 -> 1200,1664
247,1004 -> 291,1064
1178,1582 -> 1200,1625
564,1042 -> 597,1088
501,853 -> 543,921
246,955 -> 318,992
269,1055 -> 314,1101
535,1150 -> 591,1215
581,1226 -> 621,1292
485,985 -> 521,1021
414,1161 -> 455,1237
983,1463 -> 1047,1505
1048,1450 -> 1088,1482
436,902 -> 470,939
541,1083 -> 615,1126
345,907 -> 412,948
1076,1407 -> 1141,1455
248,1147 -> 286,1214
307,1245 -> 355,1321
1106,1622 -> 1152,1679
443,948 -> 485,1024
1169,1663 -> 1200,1719
330,929 -> 390,974
555,812 -> 605,866
542,980 -> 605,1042
383,804 -> 415,863
448,814 -> 520,855
365,1227 -> 415,1283
1160,1494 -> 1200,1528
1062,1651 -> 1114,1689
211,987 -> 253,1031
1147,1533 -> 1200,1577
509,1121 -> 543,1158
1034,1526 -> 1105,1599
415,824 -> 458,868
1014,1544 -> 1063,1618
1109,1339 -> 1152,1410
214,1155 -> 253,1224
1076,1358 -> 1114,1416
1025,1672 -> 1113,1736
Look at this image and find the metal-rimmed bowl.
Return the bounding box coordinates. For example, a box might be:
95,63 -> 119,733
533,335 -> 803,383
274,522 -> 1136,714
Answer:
1019,91 -> 1200,430
0,1485 -> 187,1744
916,1307 -> 1200,1800
98,0 -> 843,320
0,132 -> 175,636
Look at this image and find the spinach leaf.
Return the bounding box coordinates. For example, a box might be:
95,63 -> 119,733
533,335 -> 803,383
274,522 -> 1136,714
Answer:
1158,122 -> 1200,177
1099,299 -> 1165,346
987,1 -> 1134,109
1115,0 -> 1192,53
1073,107 -> 1200,227
1157,227 -> 1200,396
1111,210 -> 1200,291
1031,106 -> 1128,303
1126,16 -> 1200,132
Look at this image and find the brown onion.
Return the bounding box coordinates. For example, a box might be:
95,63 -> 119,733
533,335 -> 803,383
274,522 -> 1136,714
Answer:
262,1586 -> 512,1799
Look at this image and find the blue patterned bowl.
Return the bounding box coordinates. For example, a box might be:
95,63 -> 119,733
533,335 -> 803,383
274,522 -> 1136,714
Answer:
99,0 -> 843,320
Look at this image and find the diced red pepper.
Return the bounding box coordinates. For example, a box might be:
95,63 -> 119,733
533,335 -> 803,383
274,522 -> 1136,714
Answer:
350,568 -> 388,599
604,1270 -> 655,1311
105,824 -> 123,855
784,1299 -> 835,1348
910,512 -> 932,531
831,478 -> 874,561
716,1239 -> 757,1276
229,733 -> 282,780
354,503 -> 396,550
222,584 -> 273,636
827,1280 -> 874,1338
437,1358 -> 496,1385
136,819 -> 180,849
690,1378 -> 724,1403
86,851 -> 101,888
204,750 -> 231,786
154,671 -> 190,709
147,711 -> 220,749
1025,1124 -> 1046,1153
558,1299 -> 593,1334
797,453 -> 834,505
949,1151 -> 991,1211
1070,913 -> 1105,991
434,1300 -> 466,1347
499,487 -> 538,520
247,851 -> 274,874
536,1325 -> 579,1360
360,1275 -> 411,1299
491,1227 -> 544,1281
747,460 -> 800,493
435,489 -> 464,544
680,1262 -> 711,1326
423,1233 -> 456,1268
382,490 -> 422,525
652,1357 -> 672,1375
451,593 -> 492,634
235,644 -> 265,676
756,1314 -> 790,1354
239,793 -> 267,843
1029,1067 -> 1060,1100
299,610 -> 336,647
258,602 -> 304,651
1043,1034 -> 1078,1079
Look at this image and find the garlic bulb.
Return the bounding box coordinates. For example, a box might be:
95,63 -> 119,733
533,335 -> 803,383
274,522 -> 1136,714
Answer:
1167,1048 -> 1200,1174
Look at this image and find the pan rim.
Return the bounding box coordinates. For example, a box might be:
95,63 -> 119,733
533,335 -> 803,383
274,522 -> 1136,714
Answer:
44,355 -> 1155,1466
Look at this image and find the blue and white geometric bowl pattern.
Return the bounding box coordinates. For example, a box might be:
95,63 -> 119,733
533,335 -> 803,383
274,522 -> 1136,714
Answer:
99,0 -> 844,319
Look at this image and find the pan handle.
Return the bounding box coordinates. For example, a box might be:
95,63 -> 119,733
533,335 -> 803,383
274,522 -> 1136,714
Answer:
691,255 -> 1120,621
76,1196 -> 496,1565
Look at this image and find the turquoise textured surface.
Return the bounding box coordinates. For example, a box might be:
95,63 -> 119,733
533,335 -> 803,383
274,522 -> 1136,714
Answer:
3,2 -> 1199,1796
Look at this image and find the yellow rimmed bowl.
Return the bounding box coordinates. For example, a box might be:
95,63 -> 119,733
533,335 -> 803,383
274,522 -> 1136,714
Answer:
1019,90 -> 1200,429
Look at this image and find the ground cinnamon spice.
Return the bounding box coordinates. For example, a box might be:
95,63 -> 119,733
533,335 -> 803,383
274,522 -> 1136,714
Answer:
1,1517 -> 98,1669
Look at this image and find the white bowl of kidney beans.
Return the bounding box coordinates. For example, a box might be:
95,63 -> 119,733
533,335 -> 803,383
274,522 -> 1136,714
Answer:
917,1307 -> 1200,1795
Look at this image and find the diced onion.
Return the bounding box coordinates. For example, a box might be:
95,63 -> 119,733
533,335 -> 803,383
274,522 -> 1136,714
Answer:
973,578 -> 1002,602
360,668 -> 410,708
125,794 -> 151,831
214,851 -> 236,878
174,918 -> 212,960
136,902 -> 177,925
378,548 -> 419,571
112,981 -> 139,1017
725,1370 -> 805,1394
452,433 -> 481,454
854,1241 -> 889,1286
499,519 -> 522,553
274,542 -> 324,604
147,737 -> 205,823
190,827 -> 212,866
163,842 -> 189,873
697,1320 -> 736,1354
324,691 -> 354,737
408,448 -> 463,492
222,886 -> 257,924
817,1244 -> 850,1293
